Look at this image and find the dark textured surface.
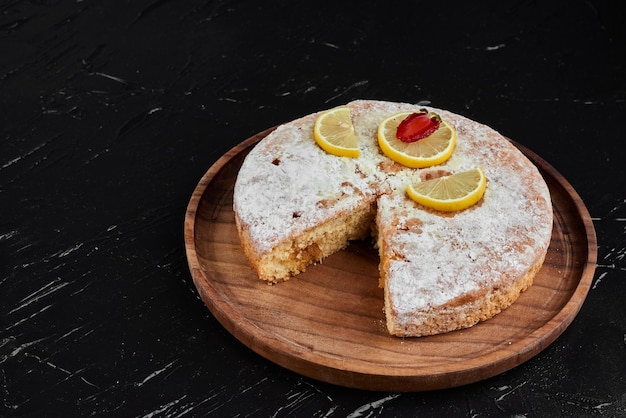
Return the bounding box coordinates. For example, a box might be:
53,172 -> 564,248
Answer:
1,0 -> 625,416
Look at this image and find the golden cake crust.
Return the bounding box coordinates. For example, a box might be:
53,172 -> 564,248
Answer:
233,100 -> 553,337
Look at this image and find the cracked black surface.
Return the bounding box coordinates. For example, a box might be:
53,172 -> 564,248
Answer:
1,0 -> 625,416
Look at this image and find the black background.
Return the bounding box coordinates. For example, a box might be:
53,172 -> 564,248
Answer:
2,0 -> 625,416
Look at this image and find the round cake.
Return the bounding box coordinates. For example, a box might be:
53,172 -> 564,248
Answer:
233,100 -> 553,337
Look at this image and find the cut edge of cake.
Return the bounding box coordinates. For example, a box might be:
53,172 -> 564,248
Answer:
234,198 -> 377,283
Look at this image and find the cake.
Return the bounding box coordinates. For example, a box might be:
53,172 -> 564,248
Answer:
233,100 -> 553,337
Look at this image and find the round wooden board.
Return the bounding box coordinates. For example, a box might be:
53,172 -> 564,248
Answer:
184,127 -> 597,392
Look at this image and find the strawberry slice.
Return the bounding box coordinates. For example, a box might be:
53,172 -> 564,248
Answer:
396,111 -> 441,143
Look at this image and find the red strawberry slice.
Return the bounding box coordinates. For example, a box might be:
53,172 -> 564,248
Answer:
396,111 -> 441,143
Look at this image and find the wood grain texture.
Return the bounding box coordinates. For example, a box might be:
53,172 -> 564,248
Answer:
184,129 -> 597,392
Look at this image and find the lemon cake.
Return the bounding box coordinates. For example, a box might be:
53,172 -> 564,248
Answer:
233,100 -> 553,337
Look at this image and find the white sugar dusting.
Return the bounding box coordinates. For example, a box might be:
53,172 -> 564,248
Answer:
233,100 -> 553,326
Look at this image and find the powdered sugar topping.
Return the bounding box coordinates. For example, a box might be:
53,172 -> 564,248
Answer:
233,100 -> 553,320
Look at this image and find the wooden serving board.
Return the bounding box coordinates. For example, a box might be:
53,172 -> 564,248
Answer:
184,127 -> 597,392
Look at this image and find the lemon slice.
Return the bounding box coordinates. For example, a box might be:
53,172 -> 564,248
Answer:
314,107 -> 360,158
406,167 -> 487,212
378,111 -> 456,168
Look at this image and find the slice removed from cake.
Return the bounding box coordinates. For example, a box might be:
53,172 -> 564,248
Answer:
233,100 -> 553,337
